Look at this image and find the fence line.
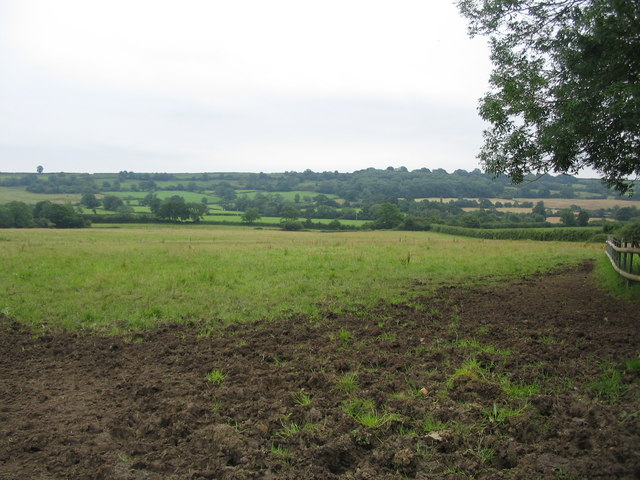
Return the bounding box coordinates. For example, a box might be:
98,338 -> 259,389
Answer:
606,236 -> 640,283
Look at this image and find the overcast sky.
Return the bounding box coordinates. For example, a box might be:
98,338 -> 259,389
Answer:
0,0 -> 494,174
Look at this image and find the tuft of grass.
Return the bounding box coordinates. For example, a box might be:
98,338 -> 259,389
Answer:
270,443 -> 292,461
591,364 -> 627,400
342,397 -> 398,429
291,389 -> 312,406
336,371 -> 359,394
271,355 -> 288,367
422,414 -> 448,432
205,369 -> 227,385
276,421 -> 303,439
483,402 -> 527,425
455,337 -> 511,356
447,358 -> 486,387
338,328 -> 352,345
475,445 -> 496,463
378,331 -> 397,342
500,376 -> 541,398
356,411 -> 399,429
276,420 -> 317,439
626,357 -> 640,373
540,335 -> 559,345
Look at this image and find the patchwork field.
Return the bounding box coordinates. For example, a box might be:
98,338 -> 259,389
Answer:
424,197 -> 640,211
1,227 -> 638,479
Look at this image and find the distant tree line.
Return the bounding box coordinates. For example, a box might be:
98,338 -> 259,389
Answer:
0,201 -> 88,228
2,168 -> 633,199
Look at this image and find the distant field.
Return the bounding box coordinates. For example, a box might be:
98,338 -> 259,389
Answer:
0,227 -> 599,331
545,216 -> 605,224
201,215 -> 367,227
235,190 -> 338,201
426,197 -> 640,210
516,198 -> 640,210
0,187 -> 81,204
105,190 -> 221,203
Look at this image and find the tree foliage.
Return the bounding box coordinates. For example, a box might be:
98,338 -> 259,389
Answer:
458,0 -> 640,194
241,207 -> 261,224
373,203 -> 404,229
148,195 -> 207,222
80,193 -> 101,209
102,195 -> 125,211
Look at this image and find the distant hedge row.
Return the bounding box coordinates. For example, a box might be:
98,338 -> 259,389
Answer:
82,214 -> 359,231
430,224 -> 604,242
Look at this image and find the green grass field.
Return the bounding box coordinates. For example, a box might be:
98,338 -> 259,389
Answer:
235,190 -> 338,201
0,227 -> 602,333
0,187 -> 81,204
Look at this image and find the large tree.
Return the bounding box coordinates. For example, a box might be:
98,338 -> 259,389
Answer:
458,0 -> 640,194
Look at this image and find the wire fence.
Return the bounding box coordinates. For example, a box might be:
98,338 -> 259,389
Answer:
606,236 -> 640,283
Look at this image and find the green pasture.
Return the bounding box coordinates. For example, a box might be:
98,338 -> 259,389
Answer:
0,227 -> 602,333
106,190 -> 221,203
235,190 -> 338,201
203,214 -> 273,223
0,187 -> 80,204
201,215 -> 367,226
154,190 -> 220,203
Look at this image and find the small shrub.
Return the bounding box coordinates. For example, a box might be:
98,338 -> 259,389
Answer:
280,220 -> 303,231
615,222 -> 640,242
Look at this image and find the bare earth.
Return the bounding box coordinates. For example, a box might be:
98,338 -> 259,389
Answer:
1,262 -> 639,479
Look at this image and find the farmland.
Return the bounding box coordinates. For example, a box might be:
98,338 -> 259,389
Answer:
1,225 -> 639,479
1,169 -> 638,231
1,227 -> 601,331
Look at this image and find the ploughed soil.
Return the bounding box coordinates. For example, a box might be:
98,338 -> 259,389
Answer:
1,261 -> 639,479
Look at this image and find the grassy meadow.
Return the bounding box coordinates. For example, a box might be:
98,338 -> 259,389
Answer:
0,226 -> 603,333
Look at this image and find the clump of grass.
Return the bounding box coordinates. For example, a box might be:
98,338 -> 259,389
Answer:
476,326 -> 489,336
591,364 -> 627,400
291,389 -> 312,406
500,376 -> 541,398
626,357 -> 640,373
276,421 -> 302,439
337,371 -> 359,394
447,358 -> 486,387
206,368 -> 227,385
342,397 -> 399,429
276,420 -> 317,439
475,445 -> 495,463
271,355 -> 288,367
483,402 -> 527,425
422,414 -> 448,432
540,335 -> 559,345
338,328 -> 352,345
378,332 -> 397,342
455,337 -> 511,356
270,443 -> 292,462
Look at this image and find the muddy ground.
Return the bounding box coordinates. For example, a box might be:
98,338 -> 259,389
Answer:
1,261 -> 639,479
